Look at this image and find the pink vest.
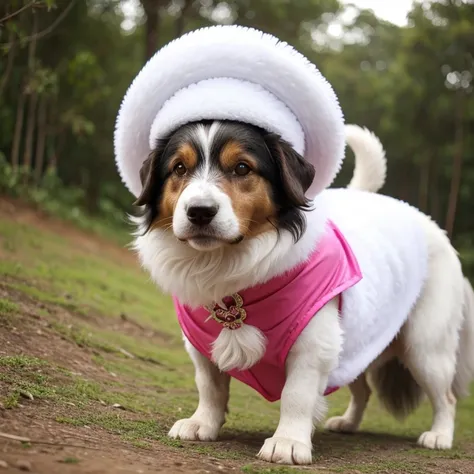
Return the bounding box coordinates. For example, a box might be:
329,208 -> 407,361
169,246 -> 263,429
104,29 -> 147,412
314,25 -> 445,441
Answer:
173,221 -> 362,402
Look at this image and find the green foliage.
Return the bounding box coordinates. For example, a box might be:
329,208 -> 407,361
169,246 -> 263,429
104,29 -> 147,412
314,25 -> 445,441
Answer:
0,298 -> 19,315
0,0 -> 472,253
0,155 -> 129,243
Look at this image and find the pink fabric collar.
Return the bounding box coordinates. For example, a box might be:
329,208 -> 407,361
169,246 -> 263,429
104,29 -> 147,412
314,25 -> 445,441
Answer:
173,220 -> 362,401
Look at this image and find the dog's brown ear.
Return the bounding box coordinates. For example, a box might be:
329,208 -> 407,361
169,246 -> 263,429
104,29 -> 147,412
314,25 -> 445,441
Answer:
267,136 -> 315,207
134,153 -> 158,206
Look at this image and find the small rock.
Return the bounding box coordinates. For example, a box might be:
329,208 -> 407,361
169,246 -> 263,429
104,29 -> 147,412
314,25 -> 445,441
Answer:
99,399 -> 107,406
16,460 -> 32,471
118,348 -> 135,359
112,403 -> 126,410
20,391 -> 34,401
0,460 -> 8,469
109,372 -> 117,378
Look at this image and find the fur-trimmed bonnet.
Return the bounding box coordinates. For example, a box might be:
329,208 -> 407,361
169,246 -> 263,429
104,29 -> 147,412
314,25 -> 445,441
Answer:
114,25 -> 345,199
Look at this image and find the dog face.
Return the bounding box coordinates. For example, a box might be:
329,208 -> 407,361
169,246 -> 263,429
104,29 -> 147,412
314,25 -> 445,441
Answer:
135,120 -> 315,251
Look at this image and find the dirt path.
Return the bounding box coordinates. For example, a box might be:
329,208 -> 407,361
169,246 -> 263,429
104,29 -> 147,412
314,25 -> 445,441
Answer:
1,197 -> 473,474
0,199 -> 240,473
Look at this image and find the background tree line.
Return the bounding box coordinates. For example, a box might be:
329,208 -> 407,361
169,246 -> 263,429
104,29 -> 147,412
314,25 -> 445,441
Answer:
0,0 -> 473,274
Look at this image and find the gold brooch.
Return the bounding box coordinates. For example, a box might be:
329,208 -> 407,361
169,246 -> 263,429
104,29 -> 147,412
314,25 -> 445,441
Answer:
205,293 -> 247,330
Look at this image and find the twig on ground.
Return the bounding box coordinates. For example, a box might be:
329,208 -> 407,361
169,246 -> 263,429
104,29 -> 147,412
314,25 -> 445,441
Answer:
0,432 -> 103,451
0,432 -> 30,443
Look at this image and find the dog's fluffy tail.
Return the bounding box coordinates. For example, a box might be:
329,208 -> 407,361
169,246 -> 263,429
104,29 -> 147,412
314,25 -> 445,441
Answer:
368,358 -> 424,421
345,124 -> 387,193
453,277 -> 474,399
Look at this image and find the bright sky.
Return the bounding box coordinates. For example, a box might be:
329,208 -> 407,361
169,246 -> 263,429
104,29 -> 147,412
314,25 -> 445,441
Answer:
119,0 -> 417,33
341,0 -> 415,26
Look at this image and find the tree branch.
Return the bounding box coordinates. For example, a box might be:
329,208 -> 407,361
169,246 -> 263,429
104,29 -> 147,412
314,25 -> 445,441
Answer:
1,0 -> 77,47
0,28 -> 17,96
0,1 -> 37,25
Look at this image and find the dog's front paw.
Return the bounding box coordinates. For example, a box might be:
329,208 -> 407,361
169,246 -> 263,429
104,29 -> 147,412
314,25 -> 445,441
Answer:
257,437 -> 312,465
168,418 -> 220,442
324,415 -> 359,433
418,431 -> 452,450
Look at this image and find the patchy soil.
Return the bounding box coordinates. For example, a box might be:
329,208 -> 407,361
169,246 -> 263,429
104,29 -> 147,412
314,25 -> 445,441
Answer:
0,197 -> 473,474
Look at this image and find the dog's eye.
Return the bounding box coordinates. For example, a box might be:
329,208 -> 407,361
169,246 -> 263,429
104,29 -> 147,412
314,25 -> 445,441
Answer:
234,163 -> 251,176
174,163 -> 187,176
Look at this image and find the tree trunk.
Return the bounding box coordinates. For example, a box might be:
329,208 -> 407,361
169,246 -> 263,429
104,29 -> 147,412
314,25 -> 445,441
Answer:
398,161 -> 411,202
85,172 -> 101,213
11,86 -> 26,171
27,10 -> 38,70
22,9 -> 39,179
175,0 -> 192,37
23,91 -> 38,175
46,94 -> 58,172
0,28 -> 17,97
418,154 -> 430,213
143,0 -> 160,60
48,130 -> 65,173
445,90 -> 465,239
34,95 -> 48,184
430,154 -> 440,224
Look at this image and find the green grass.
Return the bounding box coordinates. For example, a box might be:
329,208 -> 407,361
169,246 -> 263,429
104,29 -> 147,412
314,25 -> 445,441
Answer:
0,355 -> 48,369
0,298 -> 19,314
1,209 -> 473,472
242,467 -> 316,474
0,297 -> 20,327
0,219 -> 177,333
0,354 -> 171,415
60,457 -> 80,464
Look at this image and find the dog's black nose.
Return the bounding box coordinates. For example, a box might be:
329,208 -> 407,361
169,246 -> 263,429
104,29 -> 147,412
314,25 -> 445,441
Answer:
187,205 -> 218,226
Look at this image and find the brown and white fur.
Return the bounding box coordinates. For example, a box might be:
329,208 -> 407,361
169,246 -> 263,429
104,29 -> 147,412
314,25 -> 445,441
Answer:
132,120 -> 474,465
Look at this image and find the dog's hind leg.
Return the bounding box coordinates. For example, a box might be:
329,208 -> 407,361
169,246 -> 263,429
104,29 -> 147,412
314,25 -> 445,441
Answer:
324,373 -> 371,433
400,223 -> 464,450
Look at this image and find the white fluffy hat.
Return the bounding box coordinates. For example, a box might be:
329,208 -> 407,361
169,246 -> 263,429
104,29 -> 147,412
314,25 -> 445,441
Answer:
114,25 -> 345,199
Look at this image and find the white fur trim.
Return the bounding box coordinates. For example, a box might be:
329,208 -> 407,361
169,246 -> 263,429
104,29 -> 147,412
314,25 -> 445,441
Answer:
211,325 -> 267,372
149,78 -> 305,155
114,25 -> 345,199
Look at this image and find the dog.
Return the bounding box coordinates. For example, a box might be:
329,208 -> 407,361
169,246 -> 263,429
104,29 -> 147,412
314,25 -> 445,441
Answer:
131,120 -> 474,465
